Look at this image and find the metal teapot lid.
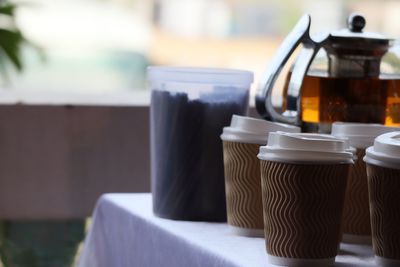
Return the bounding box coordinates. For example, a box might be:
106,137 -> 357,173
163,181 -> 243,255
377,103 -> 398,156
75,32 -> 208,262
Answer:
331,13 -> 388,40
324,13 -> 392,78
326,13 -> 392,59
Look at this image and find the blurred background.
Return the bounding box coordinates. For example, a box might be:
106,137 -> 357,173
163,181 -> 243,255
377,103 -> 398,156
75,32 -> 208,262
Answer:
0,1 -> 399,266
4,0 -> 400,103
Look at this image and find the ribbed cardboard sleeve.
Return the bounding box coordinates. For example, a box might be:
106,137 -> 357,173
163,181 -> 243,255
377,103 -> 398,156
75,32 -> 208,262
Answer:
223,141 -> 264,233
260,160 -> 349,260
367,164 -> 400,262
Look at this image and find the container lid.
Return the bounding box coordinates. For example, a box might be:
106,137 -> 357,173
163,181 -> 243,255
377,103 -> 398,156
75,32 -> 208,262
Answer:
299,132 -> 357,160
258,132 -> 353,164
220,115 -> 300,144
147,66 -> 254,86
331,122 -> 400,148
364,131 -> 400,170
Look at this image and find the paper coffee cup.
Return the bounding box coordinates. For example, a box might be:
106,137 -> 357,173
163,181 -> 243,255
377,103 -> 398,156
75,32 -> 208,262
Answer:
364,131 -> 400,267
332,123 -> 399,244
258,132 -> 353,266
220,115 -> 299,237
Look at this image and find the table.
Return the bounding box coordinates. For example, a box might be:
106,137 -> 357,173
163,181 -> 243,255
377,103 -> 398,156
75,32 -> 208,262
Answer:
78,193 -> 376,267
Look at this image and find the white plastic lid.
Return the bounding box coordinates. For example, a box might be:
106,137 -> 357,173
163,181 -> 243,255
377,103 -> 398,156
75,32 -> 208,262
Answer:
364,131 -> 400,170
147,66 -> 254,86
331,122 -> 400,149
297,132 -> 357,159
220,115 -> 300,144
258,132 -> 353,164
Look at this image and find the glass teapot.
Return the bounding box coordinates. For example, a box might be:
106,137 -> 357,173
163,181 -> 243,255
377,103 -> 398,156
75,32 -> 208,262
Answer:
256,13 -> 400,132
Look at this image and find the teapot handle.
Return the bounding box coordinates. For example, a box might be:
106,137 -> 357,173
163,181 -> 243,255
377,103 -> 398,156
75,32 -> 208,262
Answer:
256,14 -> 323,125
284,43 -> 321,123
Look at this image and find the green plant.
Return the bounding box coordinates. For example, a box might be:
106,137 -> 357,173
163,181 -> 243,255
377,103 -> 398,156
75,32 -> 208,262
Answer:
0,1 -> 38,79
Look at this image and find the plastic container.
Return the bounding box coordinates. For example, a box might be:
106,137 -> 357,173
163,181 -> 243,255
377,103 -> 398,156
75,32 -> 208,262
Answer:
149,66 -> 253,221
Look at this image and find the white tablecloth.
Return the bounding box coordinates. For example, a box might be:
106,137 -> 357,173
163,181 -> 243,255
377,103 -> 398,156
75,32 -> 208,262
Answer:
78,193 -> 375,267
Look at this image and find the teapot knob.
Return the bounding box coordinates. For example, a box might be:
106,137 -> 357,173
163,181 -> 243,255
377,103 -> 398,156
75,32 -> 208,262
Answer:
348,13 -> 366,32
